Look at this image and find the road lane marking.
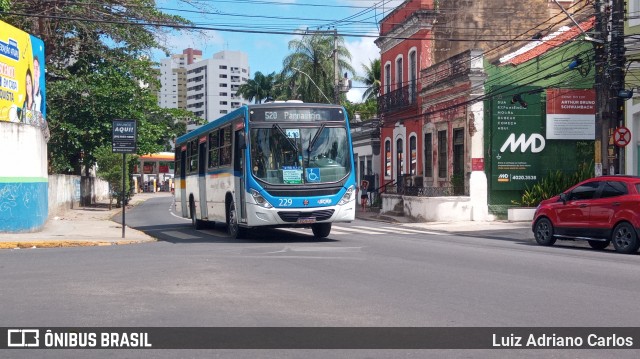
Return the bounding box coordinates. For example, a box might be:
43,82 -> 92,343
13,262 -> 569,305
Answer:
278,228 -> 350,236
380,226 -> 446,235
164,231 -> 202,240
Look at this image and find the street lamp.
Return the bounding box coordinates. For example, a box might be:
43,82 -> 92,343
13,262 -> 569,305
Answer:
291,67 -> 332,104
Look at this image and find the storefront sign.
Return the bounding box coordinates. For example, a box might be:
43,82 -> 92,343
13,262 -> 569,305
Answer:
545,89 -> 595,140
491,88 -> 544,190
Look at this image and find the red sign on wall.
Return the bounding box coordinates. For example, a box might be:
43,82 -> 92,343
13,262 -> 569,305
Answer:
471,158 -> 484,171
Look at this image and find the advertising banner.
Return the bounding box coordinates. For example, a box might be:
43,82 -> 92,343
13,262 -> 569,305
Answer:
491,88 -> 544,190
0,20 -> 46,125
545,89 -> 595,140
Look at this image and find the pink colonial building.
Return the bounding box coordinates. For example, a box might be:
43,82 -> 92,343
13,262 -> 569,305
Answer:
375,0 -> 436,190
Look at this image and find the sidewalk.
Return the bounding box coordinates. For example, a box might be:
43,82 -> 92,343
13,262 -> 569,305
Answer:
0,192 -> 162,250
355,206 -> 534,241
1,195 -> 534,250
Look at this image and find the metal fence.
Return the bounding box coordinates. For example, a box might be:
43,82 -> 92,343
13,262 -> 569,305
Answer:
381,185 -> 467,197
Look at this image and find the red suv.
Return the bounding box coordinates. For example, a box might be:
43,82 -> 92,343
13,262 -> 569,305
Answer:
532,175 -> 640,254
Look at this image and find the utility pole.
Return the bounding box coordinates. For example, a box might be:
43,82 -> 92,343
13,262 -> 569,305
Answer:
610,0 -> 626,174
594,0 -> 627,175
304,28 -> 341,104
333,29 -> 340,105
594,0 -> 626,175
593,0 -> 607,176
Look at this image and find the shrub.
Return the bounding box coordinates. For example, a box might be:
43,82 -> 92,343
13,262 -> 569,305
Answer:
514,161 -> 594,207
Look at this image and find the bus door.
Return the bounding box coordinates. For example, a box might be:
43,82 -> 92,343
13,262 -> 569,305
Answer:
198,137 -> 208,220
234,128 -> 247,223
180,146 -> 187,216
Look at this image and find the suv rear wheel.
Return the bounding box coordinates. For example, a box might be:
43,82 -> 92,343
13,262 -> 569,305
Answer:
611,222 -> 640,254
534,218 -> 556,246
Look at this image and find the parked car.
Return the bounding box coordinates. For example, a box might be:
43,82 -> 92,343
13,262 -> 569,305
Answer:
532,175 -> 640,254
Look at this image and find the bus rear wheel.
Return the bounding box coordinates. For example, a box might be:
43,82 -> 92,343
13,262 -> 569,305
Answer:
190,200 -> 204,230
311,223 -> 331,238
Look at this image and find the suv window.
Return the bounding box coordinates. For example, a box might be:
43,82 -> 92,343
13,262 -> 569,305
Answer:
569,182 -> 600,200
600,181 -> 628,198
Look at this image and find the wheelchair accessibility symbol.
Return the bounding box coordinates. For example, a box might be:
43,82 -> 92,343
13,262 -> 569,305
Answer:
306,168 -> 320,183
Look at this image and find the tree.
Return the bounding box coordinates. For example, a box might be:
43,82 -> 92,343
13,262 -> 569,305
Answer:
343,99 -> 378,124
236,71 -> 275,104
282,33 -> 354,103
94,146 -> 133,209
358,58 -> 381,101
1,1 -> 195,174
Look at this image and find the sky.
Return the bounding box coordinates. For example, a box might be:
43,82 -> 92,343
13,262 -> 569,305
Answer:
154,0 -> 403,102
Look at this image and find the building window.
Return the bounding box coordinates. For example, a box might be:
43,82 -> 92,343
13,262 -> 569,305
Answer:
424,133 -> 433,177
409,135 -> 417,175
219,65 -> 227,69
219,74 -> 228,78
385,63 -> 391,94
396,56 -> 403,89
453,128 -> 465,179
438,130 -> 447,179
409,50 -> 417,103
385,140 -> 391,177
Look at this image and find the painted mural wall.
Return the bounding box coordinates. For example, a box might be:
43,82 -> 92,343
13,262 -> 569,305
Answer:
0,20 -> 48,232
484,38 -> 595,215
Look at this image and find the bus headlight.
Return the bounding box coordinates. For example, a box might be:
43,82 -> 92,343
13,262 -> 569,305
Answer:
337,185 -> 355,205
250,189 -> 273,208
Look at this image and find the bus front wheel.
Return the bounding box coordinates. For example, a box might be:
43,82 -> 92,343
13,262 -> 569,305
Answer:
312,223 -> 331,238
226,201 -> 245,239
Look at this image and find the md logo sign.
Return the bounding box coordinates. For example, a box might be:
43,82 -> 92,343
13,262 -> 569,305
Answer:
500,133 -> 546,153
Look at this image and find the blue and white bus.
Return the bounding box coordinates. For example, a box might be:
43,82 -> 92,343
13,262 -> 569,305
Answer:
174,102 -> 357,238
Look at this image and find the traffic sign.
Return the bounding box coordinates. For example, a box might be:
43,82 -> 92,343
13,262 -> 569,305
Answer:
613,126 -> 631,147
112,119 -> 137,153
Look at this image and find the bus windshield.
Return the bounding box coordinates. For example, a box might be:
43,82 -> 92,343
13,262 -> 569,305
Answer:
250,125 -> 351,185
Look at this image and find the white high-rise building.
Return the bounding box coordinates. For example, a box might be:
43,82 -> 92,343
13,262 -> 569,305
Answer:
157,48 -> 203,109
186,50 -> 250,121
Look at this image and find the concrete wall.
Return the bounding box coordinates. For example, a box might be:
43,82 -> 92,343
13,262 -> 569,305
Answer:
48,175 -> 109,217
382,194 -> 474,222
0,122 -> 48,232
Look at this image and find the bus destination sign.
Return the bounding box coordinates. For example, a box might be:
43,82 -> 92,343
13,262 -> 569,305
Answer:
112,119 -> 137,153
250,107 -> 344,122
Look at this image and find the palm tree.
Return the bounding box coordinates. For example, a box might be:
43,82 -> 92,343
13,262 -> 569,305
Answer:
282,33 -> 354,103
358,58 -> 381,101
236,71 -> 275,104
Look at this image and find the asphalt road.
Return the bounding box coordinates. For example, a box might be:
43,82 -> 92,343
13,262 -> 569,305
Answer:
2,196 -> 640,358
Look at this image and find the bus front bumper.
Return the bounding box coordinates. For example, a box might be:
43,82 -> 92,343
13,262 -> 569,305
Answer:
244,200 -> 356,227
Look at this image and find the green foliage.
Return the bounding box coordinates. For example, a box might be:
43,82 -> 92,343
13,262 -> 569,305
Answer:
515,161 -> 595,207
451,172 -> 464,196
343,99 -> 378,123
355,58 -> 381,102
95,146 -> 134,208
236,71 -> 276,104
4,1 -> 194,175
282,33 -> 354,103
0,0 -> 10,12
